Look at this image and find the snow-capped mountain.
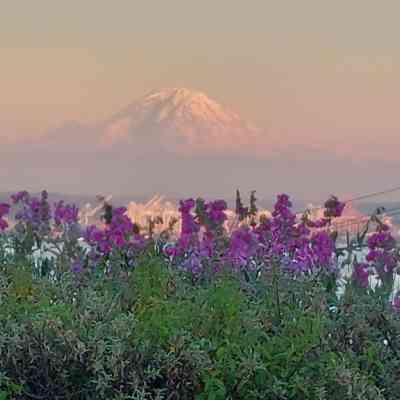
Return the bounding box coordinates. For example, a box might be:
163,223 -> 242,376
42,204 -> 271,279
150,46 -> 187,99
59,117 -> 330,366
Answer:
99,88 -> 266,155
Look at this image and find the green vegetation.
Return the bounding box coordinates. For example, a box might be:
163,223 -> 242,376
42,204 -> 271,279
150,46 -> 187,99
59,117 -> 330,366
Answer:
1,251 -> 399,399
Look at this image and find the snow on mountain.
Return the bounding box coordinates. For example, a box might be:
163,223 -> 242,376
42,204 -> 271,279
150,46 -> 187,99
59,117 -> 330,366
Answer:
99,88 -> 267,155
29,87 -> 270,157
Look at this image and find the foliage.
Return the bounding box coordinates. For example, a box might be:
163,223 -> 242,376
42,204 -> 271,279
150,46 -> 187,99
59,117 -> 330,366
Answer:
0,189 -> 400,398
0,251 -> 399,399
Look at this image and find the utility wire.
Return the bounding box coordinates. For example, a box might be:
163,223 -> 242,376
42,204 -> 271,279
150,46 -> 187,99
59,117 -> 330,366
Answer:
332,205 -> 400,230
316,207 -> 400,234
295,184 -> 400,215
343,185 -> 400,204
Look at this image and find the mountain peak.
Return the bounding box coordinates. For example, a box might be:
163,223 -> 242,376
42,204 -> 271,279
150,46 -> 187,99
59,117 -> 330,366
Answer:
100,87 -> 264,154
138,87 -> 241,124
145,87 -> 201,101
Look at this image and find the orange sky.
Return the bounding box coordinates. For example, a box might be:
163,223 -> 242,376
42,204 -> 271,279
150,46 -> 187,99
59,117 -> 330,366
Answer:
1,1 -> 400,149
1,1 -> 400,199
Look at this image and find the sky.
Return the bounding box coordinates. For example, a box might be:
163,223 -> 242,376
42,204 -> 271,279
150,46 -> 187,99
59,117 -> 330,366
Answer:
1,0 -> 400,201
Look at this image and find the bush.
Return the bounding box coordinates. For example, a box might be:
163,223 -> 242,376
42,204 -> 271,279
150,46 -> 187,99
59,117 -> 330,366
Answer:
1,253 -> 399,399
1,190 -> 400,398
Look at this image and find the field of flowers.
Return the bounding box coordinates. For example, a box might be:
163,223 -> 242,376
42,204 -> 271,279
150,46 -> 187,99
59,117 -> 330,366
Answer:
1,189 -> 400,399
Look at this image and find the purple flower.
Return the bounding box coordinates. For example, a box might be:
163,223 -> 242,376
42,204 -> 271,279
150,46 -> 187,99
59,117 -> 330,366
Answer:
0,219 -> 8,231
258,194 -> 338,274
85,225 -> 104,244
305,218 -> 330,229
287,248 -> 313,273
10,190 -> 52,237
352,263 -> 370,288
174,198 -> 200,254
71,259 -> 84,274
367,231 -> 396,251
199,231 -> 215,258
84,204 -> 147,264
366,226 -> 398,281
324,196 -> 345,218
0,203 -> 10,216
310,231 -> 334,266
130,233 -> 147,250
54,201 -> 79,225
164,193 -> 342,279
393,292 -> 400,313
227,227 -> 258,268
205,200 -> 228,225
164,244 -> 179,258
0,203 -> 10,231
184,252 -> 204,277
178,199 -> 196,214
10,190 -> 29,204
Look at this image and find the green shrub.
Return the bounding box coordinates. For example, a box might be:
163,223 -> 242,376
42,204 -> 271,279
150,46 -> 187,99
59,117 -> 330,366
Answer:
0,254 -> 399,399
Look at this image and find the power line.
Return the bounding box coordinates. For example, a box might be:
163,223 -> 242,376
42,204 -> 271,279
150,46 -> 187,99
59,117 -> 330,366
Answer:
344,185 -> 400,204
332,205 -> 400,229
313,206 -> 400,234
295,184 -> 400,215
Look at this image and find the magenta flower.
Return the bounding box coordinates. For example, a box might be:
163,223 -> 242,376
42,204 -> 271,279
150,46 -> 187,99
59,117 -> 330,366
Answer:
84,204 -> 147,265
0,203 -> 10,216
85,225 -> 104,244
171,198 -> 200,255
206,200 -> 227,225
179,199 -> 196,214
393,292 -> 400,313
262,194 -> 338,273
0,202 -> 10,231
71,259 -> 84,274
352,263 -> 370,288
324,196 -> 345,218
367,230 -> 396,251
305,218 -> 330,229
199,231 -> 215,258
0,219 -> 7,231
10,190 -> 29,204
54,201 -> 79,225
11,190 -> 52,237
366,225 -> 398,281
310,231 -> 334,266
183,252 -> 204,277
164,193 -> 343,278
227,226 -> 258,267
164,244 -> 179,258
